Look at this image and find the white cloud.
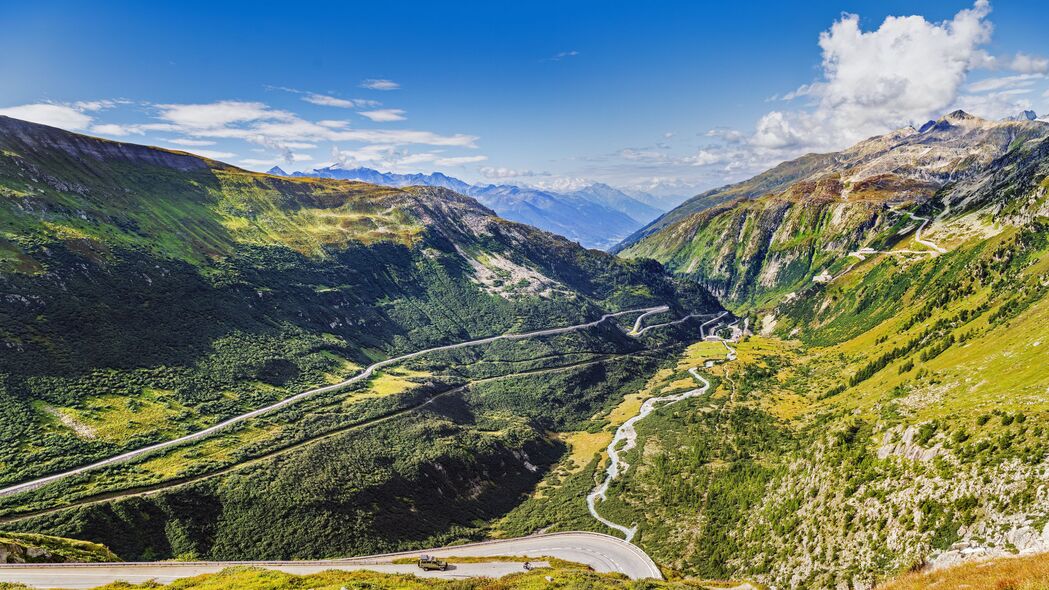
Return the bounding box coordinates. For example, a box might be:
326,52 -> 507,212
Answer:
704,128 -> 746,143
691,0 -> 1017,170
808,0 -> 993,145
685,149 -> 724,167
360,79 -> 400,90
167,138 -> 216,146
303,93 -> 380,109
74,100 -> 125,112
434,155 -> 487,166
544,50 -> 580,62
1010,52 -> 1049,74
317,119 -> 349,129
751,111 -> 809,149
0,103 -> 93,130
967,73 -> 1043,92
359,109 -> 407,122
479,167 -> 547,179
953,90 -> 1033,120
171,148 -> 236,160
155,101 -> 294,129
90,123 -> 144,136
531,176 -> 593,192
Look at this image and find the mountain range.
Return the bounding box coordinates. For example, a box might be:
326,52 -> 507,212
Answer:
274,165 -> 665,250
2,108 -> 1049,589
618,110 -> 1049,303
0,115 -> 718,563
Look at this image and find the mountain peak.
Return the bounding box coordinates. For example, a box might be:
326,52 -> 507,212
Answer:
1003,110 -> 1038,122
945,109 -> 976,121
266,166 -> 288,176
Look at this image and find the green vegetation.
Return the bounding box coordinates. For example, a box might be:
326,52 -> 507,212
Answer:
0,117 -> 720,561
0,531 -> 118,563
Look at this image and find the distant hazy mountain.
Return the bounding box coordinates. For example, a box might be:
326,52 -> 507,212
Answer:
564,183 -> 662,223
284,165 -> 662,250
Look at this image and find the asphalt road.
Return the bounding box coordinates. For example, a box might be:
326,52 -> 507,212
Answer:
0,532 -> 662,588
0,307 -> 664,498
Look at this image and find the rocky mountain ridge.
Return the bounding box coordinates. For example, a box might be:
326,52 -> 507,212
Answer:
284,165 -> 663,249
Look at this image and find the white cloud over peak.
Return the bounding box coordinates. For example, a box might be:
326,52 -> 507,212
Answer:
360,79 -> 400,91
359,109 -> 407,122
0,103 -> 94,130
686,0 -> 1049,187
801,0 -> 994,147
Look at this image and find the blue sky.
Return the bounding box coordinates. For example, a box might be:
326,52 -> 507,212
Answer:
2,1 -> 1047,197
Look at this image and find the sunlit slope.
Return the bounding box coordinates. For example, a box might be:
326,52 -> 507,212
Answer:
0,116 -> 721,562
619,111 -> 1049,308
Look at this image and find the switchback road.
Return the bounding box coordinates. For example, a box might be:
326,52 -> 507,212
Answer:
0,307 -> 665,498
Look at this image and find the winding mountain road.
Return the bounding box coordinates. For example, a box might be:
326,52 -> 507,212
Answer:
0,532 -> 664,587
831,209 -> 949,280
587,312 -> 731,541
0,307 -> 666,499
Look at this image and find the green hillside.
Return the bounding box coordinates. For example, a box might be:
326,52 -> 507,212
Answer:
0,116 -> 721,560
488,112 -> 1049,588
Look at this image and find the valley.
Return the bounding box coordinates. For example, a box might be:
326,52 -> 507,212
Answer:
1,106 -> 1048,590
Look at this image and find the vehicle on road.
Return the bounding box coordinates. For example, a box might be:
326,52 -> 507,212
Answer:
417,555 -> 449,571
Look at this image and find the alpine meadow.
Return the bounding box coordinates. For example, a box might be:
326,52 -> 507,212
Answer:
0,2 -> 1047,589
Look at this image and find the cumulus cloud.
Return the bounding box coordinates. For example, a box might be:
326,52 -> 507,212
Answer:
0,103 -> 94,130
360,78 -> 400,90
807,0 -> 994,145
694,0 -> 1044,173
359,109 -> 407,122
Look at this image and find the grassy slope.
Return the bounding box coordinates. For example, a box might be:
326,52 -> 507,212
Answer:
0,531 -> 118,563
511,215 -> 1049,588
0,117 -> 723,561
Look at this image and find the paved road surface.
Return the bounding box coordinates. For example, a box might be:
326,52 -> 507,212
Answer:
0,307 -> 664,498
629,305 -> 669,334
0,532 -> 662,588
